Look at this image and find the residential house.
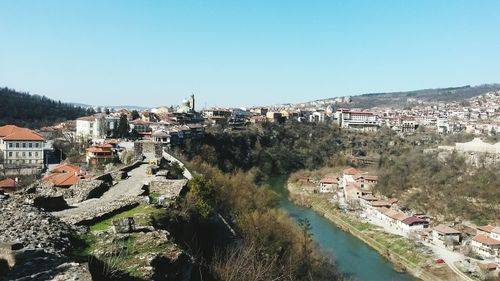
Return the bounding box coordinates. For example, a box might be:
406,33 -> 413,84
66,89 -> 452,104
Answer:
43,171 -> 84,188
0,125 -> 45,175
319,177 -> 337,193
130,119 -> 151,136
86,143 -> 115,165
400,216 -> 429,233
76,115 -> 107,139
339,167 -> 360,189
0,178 -> 19,193
471,226 -> 500,258
344,182 -> 363,201
432,225 -> 461,246
266,112 -> 283,123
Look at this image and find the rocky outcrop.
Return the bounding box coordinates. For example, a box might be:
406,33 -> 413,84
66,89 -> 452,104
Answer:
0,198 -> 78,255
0,198 -> 91,281
22,184 -> 69,212
48,262 -> 92,281
149,178 -> 188,200
63,179 -> 110,204
57,197 -> 142,226
90,230 -> 193,281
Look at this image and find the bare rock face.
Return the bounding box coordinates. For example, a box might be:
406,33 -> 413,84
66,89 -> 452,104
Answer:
22,184 -> 69,212
49,262 -> 92,281
64,179 -> 110,204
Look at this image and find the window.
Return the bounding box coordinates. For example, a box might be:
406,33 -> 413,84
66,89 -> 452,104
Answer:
29,143 -> 32,148
35,143 -> 39,148
22,143 -> 26,148
22,152 -> 26,157
8,152 -> 12,157
8,143 -> 13,148
15,143 -> 19,148
15,152 -> 19,157
29,152 -> 32,157
35,152 -> 39,157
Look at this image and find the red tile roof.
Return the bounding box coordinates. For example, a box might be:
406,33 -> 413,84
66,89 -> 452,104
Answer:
0,178 -> 17,188
433,225 -> 460,235
43,172 -> 81,187
370,201 -> 391,207
402,216 -> 428,226
472,234 -> 500,246
51,163 -> 82,174
320,177 -> 338,184
343,167 -> 360,175
0,125 -> 44,141
477,225 -> 495,233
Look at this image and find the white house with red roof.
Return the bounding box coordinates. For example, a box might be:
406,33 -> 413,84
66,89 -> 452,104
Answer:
319,177 -> 337,193
471,225 -> 500,259
0,125 -> 45,175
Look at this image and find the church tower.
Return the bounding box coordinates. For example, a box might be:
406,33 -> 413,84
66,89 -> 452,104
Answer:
189,94 -> 195,112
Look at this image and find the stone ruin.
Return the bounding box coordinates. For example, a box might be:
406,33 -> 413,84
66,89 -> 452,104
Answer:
112,217 -> 136,234
0,198 -> 92,280
134,141 -> 163,161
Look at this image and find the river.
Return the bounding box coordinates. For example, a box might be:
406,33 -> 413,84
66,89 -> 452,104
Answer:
269,176 -> 415,281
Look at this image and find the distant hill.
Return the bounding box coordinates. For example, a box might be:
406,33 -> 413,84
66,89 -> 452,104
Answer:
0,87 -> 94,128
296,84 -> 500,109
69,102 -> 150,111
351,84 -> 500,108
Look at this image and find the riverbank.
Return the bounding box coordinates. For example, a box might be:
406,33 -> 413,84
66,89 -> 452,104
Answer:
287,181 -> 463,281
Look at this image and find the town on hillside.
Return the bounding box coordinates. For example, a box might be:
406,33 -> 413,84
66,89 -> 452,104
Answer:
1,91 -> 499,280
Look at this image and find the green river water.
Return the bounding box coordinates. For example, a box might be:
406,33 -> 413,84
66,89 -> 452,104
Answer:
269,176 -> 416,281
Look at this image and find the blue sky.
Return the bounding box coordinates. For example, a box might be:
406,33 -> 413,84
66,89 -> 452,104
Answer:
1,1 -> 499,108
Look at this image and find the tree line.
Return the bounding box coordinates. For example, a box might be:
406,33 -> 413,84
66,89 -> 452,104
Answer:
0,87 -> 94,128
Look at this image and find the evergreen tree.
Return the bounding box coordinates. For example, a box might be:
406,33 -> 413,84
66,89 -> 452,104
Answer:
131,110 -> 140,120
118,114 -> 129,138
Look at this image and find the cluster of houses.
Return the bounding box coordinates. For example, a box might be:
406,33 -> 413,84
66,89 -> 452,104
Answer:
205,90 -> 500,135
317,167 -> 500,265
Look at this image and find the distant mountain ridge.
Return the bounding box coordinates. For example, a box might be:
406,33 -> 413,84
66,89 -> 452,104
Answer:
68,103 -> 150,111
294,83 -> 500,109
0,87 -> 94,128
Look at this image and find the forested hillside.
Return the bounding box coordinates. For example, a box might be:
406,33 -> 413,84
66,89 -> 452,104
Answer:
0,87 -> 93,128
179,123 -> 499,224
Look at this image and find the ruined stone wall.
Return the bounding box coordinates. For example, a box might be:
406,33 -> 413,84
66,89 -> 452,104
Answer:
134,141 -> 162,160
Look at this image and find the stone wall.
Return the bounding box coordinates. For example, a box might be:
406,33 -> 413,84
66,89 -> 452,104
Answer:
149,179 -> 188,200
134,141 -> 163,160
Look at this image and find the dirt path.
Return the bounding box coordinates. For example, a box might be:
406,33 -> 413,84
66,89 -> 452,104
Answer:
52,163 -> 151,223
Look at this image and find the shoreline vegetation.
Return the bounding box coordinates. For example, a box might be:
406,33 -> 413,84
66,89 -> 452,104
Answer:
286,180 -> 462,281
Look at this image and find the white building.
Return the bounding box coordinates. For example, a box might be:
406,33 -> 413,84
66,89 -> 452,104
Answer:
76,115 -> 120,139
0,125 -> 45,175
471,226 -> 500,259
335,109 -> 379,131
432,225 -> 461,246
